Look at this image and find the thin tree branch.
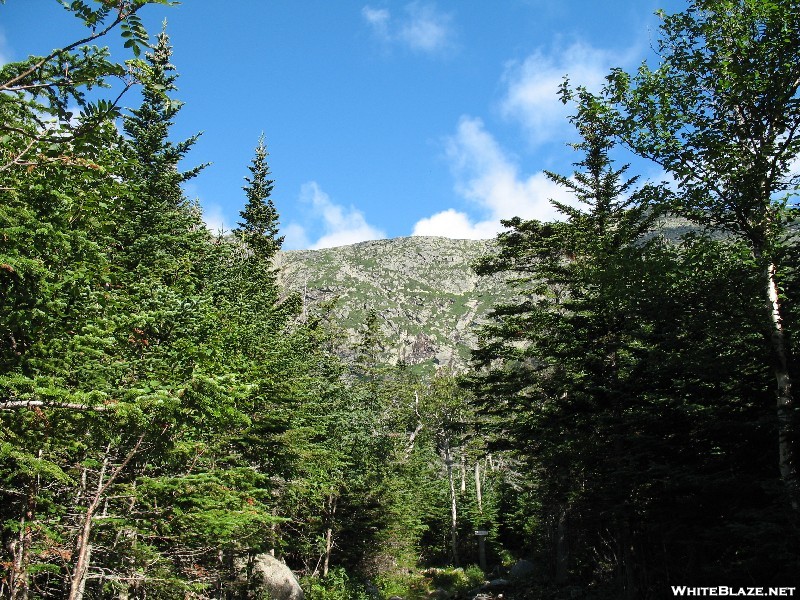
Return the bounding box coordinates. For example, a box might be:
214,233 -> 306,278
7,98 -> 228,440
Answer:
0,400 -> 113,412
0,5 -> 143,92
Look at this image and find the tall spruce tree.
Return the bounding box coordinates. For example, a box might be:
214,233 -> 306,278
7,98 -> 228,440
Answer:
120,23 -> 208,285
222,135 -> 291,357
469,107 -> 659,594
236,135 -> 284,261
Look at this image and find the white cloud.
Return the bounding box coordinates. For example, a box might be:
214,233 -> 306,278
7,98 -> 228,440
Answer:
285,182 -> 385,250
412,117 -> 575,238
399,3 -> 453,53
412,208 -> 500,239
411,41 -> 633,239
788,153 -> 800,181
282,223 -> 312,250
200,202 -> 227,234
362,2 -> 455,55
362,6 -> 390,38
448,116 -> 569,220
182,182 -> 228,235
500,41 -> 626,145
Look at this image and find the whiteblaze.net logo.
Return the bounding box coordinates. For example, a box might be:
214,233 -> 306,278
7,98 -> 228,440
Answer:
672,587 -> 796,597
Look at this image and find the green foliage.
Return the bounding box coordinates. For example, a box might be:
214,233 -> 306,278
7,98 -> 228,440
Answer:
469,74 -> 800,592
597,0 -> 800,242
5,2 -> 798,598
575,0 -> 800,514
0,0 -> 175,175
0,3 -> 338,596
303,567 -> 371,600
235,134 -> 284,261
428,565 -> 485,595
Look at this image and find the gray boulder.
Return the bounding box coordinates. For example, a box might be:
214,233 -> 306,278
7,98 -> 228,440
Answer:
480,578 -> 509,591
239,553 -> 304,600
509,559 -> 536,581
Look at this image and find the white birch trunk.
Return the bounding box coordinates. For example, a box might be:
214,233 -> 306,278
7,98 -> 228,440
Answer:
474,461 -> 483,515
444,443 -> 459,566
322,494 -> 337,577
767,263 -> 798,509
460,453 -> 466,494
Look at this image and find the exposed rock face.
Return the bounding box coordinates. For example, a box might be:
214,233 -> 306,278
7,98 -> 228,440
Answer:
275,236 -> 512,371
273,219 -> 701,371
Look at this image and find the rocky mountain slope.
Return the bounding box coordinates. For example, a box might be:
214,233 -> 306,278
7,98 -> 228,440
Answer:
275,236 -> 512,371
274,218 -> 698,372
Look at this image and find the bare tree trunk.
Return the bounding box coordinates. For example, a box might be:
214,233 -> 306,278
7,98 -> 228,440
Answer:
74,545 -> 91,600
767,263 -> 798,510
8,520 -> 28,600
405,390 -> 424,459
322,494 -> 337,577
119,484 -> 139,600
9,449 -> 44,600
444,442 -> 459,566
69,461 -> 107,600
474,461 -> 483,516
68,436 -> 144,600
460,453 -> 466,494
269,509 -> 277,557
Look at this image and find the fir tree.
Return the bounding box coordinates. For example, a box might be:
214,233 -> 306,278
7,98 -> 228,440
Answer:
470,110 -> 659,594
588,0 -> 800,508
119,22 -> 208,286
236,135 -> 284,261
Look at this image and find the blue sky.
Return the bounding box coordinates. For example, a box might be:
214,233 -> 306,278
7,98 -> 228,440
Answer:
2,0 -> 679,249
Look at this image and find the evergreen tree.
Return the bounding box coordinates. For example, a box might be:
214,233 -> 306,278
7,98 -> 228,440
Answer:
586,0 -> 800,508
235,135 -> 284,262
0,5 -> 175,596
119,23 -> 208,284
470,94 -> 800,590
469,110 -> 660,594
222,135 -> 290,354
0,122 -> 141,600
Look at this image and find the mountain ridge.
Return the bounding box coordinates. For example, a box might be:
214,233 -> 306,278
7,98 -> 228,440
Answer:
275,216 -> 698,371
275,236 -> 510,370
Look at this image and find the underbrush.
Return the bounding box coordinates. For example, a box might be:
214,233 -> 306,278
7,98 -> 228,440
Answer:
303,565 -> 487,600
302,567 -> 372,600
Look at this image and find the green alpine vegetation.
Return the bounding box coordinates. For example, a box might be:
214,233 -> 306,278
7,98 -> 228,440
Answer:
1,1 -> 799,599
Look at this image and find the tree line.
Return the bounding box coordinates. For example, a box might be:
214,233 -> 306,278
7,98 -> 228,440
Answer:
0,3 -> 483,598
1,1 -> 799,599
468,0 -> 800,595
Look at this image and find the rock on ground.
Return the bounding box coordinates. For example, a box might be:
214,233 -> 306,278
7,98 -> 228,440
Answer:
238,553 -> 304,600
509,559 -> 536,581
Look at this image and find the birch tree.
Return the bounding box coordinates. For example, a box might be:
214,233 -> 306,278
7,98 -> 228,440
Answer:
583,0 -> 800,507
